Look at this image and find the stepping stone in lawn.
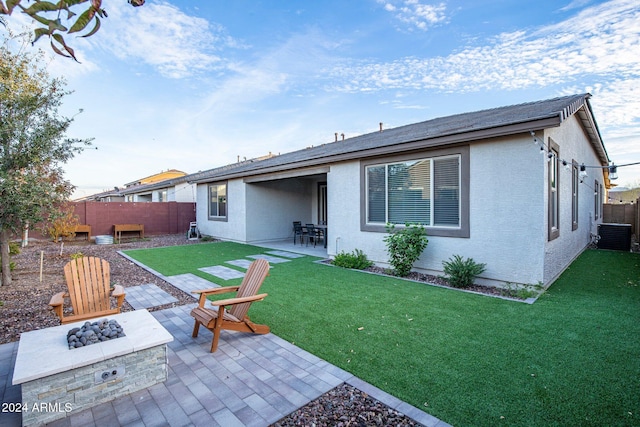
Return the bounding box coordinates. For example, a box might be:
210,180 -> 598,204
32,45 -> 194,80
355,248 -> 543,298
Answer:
226,259 -> 254,269
247,254 -> 291,264
266,250 -> 305,259
199,265 -> 245,280
164,273 -> 220,297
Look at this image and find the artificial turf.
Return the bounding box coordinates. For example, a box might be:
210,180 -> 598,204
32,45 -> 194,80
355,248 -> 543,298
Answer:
124,243 -> 640,427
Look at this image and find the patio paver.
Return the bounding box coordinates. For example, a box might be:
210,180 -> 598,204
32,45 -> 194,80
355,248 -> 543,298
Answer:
125,283 -> 178,309
164,273 -> 220,297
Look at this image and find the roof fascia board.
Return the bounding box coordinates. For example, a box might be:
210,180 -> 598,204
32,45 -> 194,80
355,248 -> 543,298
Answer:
191,116 -> 561,184
576,107 -> 609,165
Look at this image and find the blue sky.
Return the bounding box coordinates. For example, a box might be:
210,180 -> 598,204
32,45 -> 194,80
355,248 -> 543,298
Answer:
4,0 -> 640,197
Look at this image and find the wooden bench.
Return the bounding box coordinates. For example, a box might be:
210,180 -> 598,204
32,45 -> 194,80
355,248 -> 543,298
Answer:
74,224 -> 91,240
113,224 -> 144,243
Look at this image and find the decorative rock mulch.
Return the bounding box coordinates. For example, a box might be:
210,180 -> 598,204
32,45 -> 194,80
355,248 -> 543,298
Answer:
271,383 -> 420,426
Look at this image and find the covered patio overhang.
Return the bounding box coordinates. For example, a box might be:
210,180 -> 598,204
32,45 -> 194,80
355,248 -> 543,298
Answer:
242,166 -> 329,253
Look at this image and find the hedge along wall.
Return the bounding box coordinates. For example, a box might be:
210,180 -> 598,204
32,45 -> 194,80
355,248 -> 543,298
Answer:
26,202 -> 196,240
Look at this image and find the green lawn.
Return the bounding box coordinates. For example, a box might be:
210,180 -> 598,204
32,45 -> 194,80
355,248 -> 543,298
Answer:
124,243 -> 640,427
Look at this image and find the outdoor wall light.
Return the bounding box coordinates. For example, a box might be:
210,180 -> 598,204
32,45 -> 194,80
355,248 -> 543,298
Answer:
579,164 -> 588,179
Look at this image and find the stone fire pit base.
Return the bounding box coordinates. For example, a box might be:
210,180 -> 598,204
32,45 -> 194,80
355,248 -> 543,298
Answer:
12,310 -> 173,427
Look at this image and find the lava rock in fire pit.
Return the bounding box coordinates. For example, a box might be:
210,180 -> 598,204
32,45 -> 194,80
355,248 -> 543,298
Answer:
67,319 -> 125,349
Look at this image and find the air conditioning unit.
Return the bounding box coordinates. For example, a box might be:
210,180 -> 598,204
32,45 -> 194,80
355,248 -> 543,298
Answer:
597,223 -> 631,251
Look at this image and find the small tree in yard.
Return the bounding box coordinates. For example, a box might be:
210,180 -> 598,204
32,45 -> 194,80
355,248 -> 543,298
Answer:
43,203 -> 80,255
0,39 -> 91,286
383,223 -> 429,277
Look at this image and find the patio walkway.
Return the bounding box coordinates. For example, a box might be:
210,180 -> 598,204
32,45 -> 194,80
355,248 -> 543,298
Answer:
0,304 -> 449,427
0,244 -> 451,426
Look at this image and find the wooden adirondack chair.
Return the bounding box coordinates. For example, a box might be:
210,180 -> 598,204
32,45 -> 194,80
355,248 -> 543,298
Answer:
49,257 -> 126,324
190,258 -> 270,352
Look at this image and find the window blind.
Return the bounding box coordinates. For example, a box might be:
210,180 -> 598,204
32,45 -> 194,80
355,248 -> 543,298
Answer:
366,154 -> 460,228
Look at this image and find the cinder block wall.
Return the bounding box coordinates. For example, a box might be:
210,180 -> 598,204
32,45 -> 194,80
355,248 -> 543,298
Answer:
25,202 -> 196,240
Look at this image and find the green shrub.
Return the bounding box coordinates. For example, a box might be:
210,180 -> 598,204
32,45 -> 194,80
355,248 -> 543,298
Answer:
331,249 -> 374,270
383,223 -> 429,277
442,255 -> 486,288
0,262 -> 16,273
9,241 -> 20,256
501,282 -> 544,300
70,252 -> 84,260
1,242 -> 20,273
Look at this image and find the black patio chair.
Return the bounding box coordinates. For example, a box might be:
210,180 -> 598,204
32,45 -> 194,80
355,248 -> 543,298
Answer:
305,223 -> 324,247
293,221 -> 307,245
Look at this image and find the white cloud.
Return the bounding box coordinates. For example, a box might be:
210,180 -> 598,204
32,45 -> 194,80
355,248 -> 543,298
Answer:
94,1 -> 240,79
1,1 -> 237,79
559,0 -> 594,12
378,0 -> 448,31
331,0 -> 640,93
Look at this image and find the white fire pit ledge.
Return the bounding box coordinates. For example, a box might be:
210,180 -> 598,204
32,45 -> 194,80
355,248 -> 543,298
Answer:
12,309 -> 173,427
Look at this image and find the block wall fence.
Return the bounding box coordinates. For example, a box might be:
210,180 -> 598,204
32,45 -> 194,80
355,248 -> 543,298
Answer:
26,202 -> 196,240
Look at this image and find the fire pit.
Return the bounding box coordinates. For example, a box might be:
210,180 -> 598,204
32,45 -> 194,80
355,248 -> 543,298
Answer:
12,310 -> 172,426
67,319 -> 125,349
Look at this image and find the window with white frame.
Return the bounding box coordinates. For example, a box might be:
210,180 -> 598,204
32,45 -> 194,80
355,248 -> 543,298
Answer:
208,182 -> 227,220
365,155 -> 461,228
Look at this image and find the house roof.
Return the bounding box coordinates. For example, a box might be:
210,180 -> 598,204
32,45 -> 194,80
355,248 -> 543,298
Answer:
73,188 -> 122,202
190,93 -> 609,184
123,169 -> 187,188
118,174 -> 193,195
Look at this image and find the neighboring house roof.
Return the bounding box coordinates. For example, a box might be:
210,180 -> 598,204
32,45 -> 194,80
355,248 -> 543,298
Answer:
118,174 -> 193,196
123,169 -> 187,188
190,93 -> 609,184
73,188 -> 122,202
76,169 -> 191,201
